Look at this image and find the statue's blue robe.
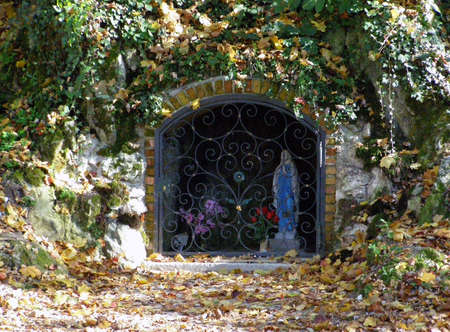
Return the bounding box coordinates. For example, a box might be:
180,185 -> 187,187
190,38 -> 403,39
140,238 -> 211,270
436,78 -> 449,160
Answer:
276,164 -> 296,233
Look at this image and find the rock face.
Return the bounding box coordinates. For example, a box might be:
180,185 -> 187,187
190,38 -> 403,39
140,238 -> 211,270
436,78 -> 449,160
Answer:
437,157 -> 450,188
27,185 -> 90,244
335,121 -> 392,235
104,221 -> 146,269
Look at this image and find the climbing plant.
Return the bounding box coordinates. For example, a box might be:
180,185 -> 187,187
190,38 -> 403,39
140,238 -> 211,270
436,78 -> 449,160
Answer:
0,0 -> 448,152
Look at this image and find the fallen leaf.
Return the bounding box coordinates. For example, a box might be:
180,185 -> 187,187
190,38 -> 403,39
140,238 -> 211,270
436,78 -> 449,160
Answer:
284,249 -> 298,258
363,316 -> 377,327
191,98 -> 200,110
418,272 -> 436,283
16,60 -> 26,68
20,265 -> 42,279
380,155 -> 397,169
174,253 -> 185,262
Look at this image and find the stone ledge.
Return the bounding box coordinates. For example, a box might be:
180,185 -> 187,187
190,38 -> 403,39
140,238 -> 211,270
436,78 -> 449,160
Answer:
141,261 -> 292,273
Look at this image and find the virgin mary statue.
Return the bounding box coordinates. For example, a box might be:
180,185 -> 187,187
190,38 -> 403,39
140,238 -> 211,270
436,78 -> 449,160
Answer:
273,150 -> 299,240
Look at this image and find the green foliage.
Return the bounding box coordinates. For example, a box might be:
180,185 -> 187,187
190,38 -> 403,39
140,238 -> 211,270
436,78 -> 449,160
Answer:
23,167 -> 46,186
56,188 -> 77,211
21,196 -> 36,207
415,248 -> 444,271
355,138 -> 388,170
367,241 -> 402,285
87,222 -> 105,239
0,0 -> 448,150
273,0 -> 362,14
363,1 -> 450,103
418,182 -> 449,224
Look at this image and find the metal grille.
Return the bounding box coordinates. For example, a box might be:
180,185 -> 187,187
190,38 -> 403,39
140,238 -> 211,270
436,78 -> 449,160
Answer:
155,96 -> 325,256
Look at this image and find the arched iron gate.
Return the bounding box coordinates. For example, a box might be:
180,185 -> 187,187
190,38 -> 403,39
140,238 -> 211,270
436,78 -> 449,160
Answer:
155,95 -> 325,256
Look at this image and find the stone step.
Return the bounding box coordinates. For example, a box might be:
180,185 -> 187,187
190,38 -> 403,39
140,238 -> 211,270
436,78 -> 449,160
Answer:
141,261 -> 292,273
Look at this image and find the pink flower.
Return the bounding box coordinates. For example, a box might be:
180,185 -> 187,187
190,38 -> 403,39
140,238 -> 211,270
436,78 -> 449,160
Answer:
295,97 -> 306,106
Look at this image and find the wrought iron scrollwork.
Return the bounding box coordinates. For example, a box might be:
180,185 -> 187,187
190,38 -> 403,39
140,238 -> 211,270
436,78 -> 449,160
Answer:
157,100 -> 320,254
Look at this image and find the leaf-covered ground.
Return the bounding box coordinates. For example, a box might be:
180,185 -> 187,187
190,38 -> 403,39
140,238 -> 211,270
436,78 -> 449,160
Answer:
0,213 -> 448,331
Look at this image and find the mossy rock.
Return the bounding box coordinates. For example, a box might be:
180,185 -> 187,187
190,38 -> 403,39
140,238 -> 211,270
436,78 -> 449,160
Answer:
1,240 -> 67,274
94,179 -> 129,209
24,167 -> 46,186
38,129 -> 65,163
76,193 -> 102,230
419,183 -> 449,224
56,188 -> 77,212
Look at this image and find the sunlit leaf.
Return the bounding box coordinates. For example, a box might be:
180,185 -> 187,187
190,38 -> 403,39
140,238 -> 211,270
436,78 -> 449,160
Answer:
191,98 -> 200,110
19,265 -> 42,279
311,20 -> 326,32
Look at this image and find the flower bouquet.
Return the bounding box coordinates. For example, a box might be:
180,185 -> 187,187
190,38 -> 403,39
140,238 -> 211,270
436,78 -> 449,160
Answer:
179,199 -> 225,235
251,205 -> 279,241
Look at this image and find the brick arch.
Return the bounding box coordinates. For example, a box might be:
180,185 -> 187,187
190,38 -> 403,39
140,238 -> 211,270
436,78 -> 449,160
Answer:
143,76 -> 338,253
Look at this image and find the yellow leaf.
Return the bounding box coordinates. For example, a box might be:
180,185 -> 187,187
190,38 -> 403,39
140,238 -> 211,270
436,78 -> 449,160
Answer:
284,249 -> 298,258
311,20 -> 326,32
289,48 -> 299,61
270,36 -> 284,50
20,265 -> 42,279
393,231 -> 404,242
380,155 -> 397,169
174,253 -> 185,262
299,58 -> 313,66
341,282 -> 356,291
148,253 -> 164,261
390,8 -> 400,22
191,98 -> 200,110
161,108 -> 172,117
15,60 -> 26,68
61,247 -> 78,262
78,284 -> 91,301
151,21 -> 160,30
363,317 -> 377,327
418,272 -> 436,283
140,60 -> 157,69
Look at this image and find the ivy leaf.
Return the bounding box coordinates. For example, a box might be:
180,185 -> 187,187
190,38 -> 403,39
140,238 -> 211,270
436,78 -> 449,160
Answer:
315,0 -> 325,12
311,20 -> 326,32
288,0 -> 302,10
302,0 -> 316,11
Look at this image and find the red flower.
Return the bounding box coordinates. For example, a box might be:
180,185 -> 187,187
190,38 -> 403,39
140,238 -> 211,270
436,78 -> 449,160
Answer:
262,206 -> 268,215
251,217 -> 257,223
274,215 -> 280,223
256,208 -> 261,216
266,211 -> 274,220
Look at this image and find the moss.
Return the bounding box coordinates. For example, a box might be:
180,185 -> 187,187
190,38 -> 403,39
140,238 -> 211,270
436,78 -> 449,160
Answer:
77,193 -> 102,230
12,170 -> 25,183
56,188 -> 77,211
5,240 -> 67,274
38,128 -> 65,163
419,182 -> 448,224
97,114 -> 139,157
23,167 -> 46,186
